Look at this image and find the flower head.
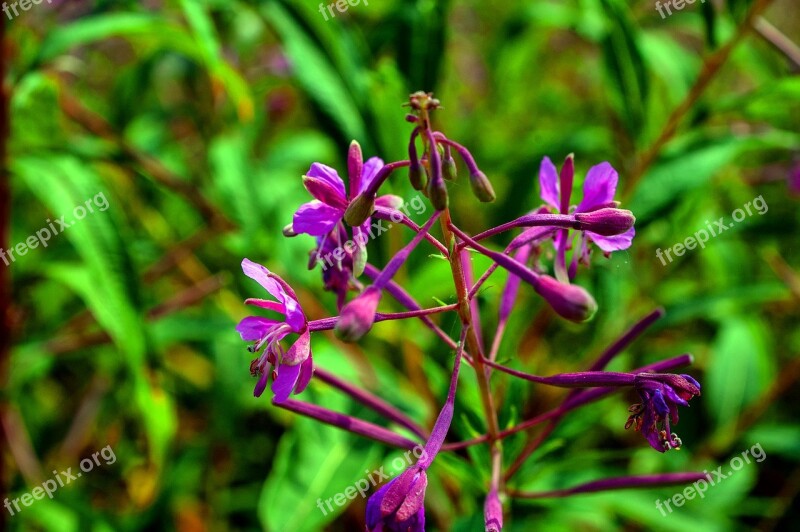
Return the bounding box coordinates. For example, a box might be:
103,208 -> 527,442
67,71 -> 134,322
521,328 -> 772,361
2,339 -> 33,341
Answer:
625,373 -> 701,452
539,155 -> 635,266
292,141 -> 401,238
366,466 -> 427,532
235,259 -> 313,403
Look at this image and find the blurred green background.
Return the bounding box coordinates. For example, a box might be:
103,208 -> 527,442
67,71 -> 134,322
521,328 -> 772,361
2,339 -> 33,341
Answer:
1,0 -> 799,530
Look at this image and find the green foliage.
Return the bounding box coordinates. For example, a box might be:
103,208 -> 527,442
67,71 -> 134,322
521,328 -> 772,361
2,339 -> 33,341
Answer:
3,0 -> 798,530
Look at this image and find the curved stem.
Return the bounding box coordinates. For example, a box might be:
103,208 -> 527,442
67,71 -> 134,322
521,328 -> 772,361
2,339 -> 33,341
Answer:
373,206 -> 448,255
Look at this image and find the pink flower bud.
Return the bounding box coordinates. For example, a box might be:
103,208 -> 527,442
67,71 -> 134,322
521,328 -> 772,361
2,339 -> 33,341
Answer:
574,207 -> 635,236
534,275 -> 597,322
335,286 -> 382,342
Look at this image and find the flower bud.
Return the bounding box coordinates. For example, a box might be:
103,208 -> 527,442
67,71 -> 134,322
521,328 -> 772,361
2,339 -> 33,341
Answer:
427,174 -> 449,210
575,208 -> 635,236
469,170 -> 496,202
335,286 -> 382,342
443,155 -> 458,181
283,224 -> 297,237
533,275 -> 597,322
343,193 -> 375,227
409,161 -> 428,190
484,489 -> 503,532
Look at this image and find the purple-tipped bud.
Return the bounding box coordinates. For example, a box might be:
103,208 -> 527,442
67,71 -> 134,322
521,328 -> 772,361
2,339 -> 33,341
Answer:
575,207 -> 635,236
409,161 -> 428,190
484,489 -> 503,532
443,155 -> 458,181
366,467 -> 427,531
533,275 -> 597,322
335,286 -> 382,342
348,140 -> 363,200
469,170 -> 496,202
343,193 -> 375,227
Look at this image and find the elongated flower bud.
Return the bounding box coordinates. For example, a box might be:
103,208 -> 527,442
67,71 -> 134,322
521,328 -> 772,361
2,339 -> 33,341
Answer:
533,275 -> 597,322
335,286 -> 382,342
343,193 -> 375,227
469,170 -> 496,202
484,489 -> 503,532
575,207 -> 635,236
428,174 -> 449,210
409,161 -> 428,190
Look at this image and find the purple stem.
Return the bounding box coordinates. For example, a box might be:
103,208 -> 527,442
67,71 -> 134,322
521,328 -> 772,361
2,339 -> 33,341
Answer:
418,326 -> 469,469
482,361 -> 637,388
359,160 -> 411,199
364,264 -> 475,366
314,368 -> 428,440
308,305 -> 456,333
373,206 -> 448,255
468,213 -> 583,244
432,133 -> 481,175
274,399 -> 420,450
372,212 -> 441,288
509,472 -> 708,499
489,244 -> 533,362
442,354 -> 694,450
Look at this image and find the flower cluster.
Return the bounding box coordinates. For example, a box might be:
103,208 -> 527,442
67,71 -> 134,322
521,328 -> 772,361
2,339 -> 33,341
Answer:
235,92 -> 702,530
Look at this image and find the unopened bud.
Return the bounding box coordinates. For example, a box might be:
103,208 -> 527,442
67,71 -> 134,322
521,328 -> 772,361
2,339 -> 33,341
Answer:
443,156 -> 457,181
335,286 -> 382,342
575,208 -> 635,236
409,162 -> 428,190
533,275 -> 597,322
427,175 -> 449,210
469,170 -> 496,202
283,224 -> 298,237
344,193 -> 375,227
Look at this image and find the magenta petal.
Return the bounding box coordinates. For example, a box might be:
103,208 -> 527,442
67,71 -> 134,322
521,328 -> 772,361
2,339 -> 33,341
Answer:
303,176 -> 348,209
307,162 -> 346,198
272,363 -> 302,403
292,201 -> 344,237
236,316 -> 281,341
242,259 -> 285,301
587,226 -> 635,252
539,156 -> 560,211
360,156 -> 385,193
577,162 -> 619,212
253,371 -> 270,397
244,298 -> 285,313
294,356 -> 314,395
283,329 -> 311,365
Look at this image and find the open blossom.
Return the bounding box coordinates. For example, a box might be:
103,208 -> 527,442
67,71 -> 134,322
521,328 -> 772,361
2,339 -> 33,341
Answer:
539,155 -> 635,266
292,141 -> 402,239
235,259 -> 313,403
626,373 -> 701,452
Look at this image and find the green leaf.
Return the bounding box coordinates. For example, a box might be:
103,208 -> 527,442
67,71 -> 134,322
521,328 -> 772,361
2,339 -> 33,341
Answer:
706,317 -> 776,431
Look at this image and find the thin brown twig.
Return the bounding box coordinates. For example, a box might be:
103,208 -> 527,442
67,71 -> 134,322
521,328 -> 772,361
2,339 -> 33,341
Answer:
624,0 -> 776,197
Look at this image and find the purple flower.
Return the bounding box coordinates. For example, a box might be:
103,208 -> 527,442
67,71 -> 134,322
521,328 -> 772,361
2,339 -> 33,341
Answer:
235,259 -> 313,403
625,373 -> 701,452
539,155 -> 635,266
292,141 -> 401,239
366,466 -> 427,532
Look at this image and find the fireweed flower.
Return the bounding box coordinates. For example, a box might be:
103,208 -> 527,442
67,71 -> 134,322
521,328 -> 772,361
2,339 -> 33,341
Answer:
626,373 -> 701,452
539,155 -> 635,277
236,259 -> 313,403
292,142 -> 402,262
308,225 -> 359,309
